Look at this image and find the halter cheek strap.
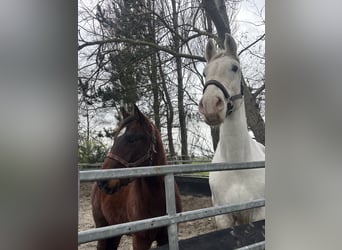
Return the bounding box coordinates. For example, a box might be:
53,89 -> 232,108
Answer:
203,79 -> 244,116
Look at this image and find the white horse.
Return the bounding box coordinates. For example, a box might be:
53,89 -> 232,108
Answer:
199,34 -> 265,229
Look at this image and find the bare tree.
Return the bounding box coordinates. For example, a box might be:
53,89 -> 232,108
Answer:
77,0 -> 265,163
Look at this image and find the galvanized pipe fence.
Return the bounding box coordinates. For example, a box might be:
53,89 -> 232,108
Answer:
78,161 -> 265,250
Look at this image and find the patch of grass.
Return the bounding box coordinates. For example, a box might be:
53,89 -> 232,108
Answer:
188,172 -> 209,177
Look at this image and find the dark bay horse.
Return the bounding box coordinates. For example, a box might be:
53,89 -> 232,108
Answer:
91,105 -> 182,250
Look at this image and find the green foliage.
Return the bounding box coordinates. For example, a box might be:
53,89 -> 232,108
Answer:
95,0 -> 154,107
78,136 -> 108,165
190,172 -> 209,177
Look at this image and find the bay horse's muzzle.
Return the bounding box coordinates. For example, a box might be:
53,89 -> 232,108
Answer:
97,178 -> 134,194
97,180 -> 116,194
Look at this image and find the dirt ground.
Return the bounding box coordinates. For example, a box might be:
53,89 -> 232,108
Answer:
78,182 -> 216,250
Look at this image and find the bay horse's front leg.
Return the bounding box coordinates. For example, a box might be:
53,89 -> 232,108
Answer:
132,232 -> 155,250
96,236 -> 121,250
155,227 -> 168,246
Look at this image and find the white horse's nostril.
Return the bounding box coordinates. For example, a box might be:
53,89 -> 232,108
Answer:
216,97 -> 225,111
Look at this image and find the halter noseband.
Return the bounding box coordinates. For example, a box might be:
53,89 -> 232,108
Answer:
203,79 -> 244,116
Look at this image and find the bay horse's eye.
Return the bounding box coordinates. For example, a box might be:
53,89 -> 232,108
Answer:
232,64 -> 239,72
126,134 -> 143,143
126,135 -> 137,143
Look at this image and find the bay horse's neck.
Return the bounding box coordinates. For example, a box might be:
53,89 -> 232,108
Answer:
218,103 -> 252,162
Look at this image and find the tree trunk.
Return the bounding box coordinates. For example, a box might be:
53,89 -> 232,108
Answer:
151,54 -> 160,131
172,0 -> 188,160
203,0 -> 230,46
176,55 -> 188,160
158,52 -> 176,158
242,76 -> 265,145
147,0 -> 161,131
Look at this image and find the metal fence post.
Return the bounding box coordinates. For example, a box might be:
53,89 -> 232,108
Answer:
164,173 -> 179,250
78,170 -> 80,217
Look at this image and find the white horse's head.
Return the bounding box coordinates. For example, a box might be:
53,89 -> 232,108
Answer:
199,34 -> 244,126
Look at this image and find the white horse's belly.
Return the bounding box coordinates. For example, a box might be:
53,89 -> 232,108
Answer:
209,169 -> 264,204
210,169 -> 265,228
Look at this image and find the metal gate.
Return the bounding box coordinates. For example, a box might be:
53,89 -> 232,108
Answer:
78,161 -> 265,250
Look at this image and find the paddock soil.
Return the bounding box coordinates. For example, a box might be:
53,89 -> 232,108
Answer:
78,182 -> 216,250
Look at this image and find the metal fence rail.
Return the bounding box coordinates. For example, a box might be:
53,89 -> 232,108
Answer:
235,241 -> 265,250
78,159 -> 212,169
78,161 -> 265,250
79,161 -> 265,181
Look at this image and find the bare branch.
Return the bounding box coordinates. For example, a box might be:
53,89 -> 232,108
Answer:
238,33 -> 265,56
252,84 -> 265,98
78,37 -> 206,62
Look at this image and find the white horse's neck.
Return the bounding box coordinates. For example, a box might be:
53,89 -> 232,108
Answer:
217,102 -> 253,162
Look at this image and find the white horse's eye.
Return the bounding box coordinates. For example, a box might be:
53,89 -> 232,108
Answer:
203,71 -> 206,77
232,64 -> 239,72
117,127 -> 126,137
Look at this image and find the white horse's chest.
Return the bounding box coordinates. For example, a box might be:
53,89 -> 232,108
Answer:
213,138 -> 264,162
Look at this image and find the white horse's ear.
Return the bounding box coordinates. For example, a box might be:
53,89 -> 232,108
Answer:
205,39 -> 216,62
224,33 -> 238,57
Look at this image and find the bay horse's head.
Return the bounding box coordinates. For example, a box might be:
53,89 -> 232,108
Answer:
199,34 -> 244,126
97,105 -> 162,194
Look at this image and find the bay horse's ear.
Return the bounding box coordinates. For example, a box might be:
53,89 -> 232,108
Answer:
205,39 -> 216,62
133,104 -> 146,122
224,33 -> 238,57
120,106 -> 130,119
